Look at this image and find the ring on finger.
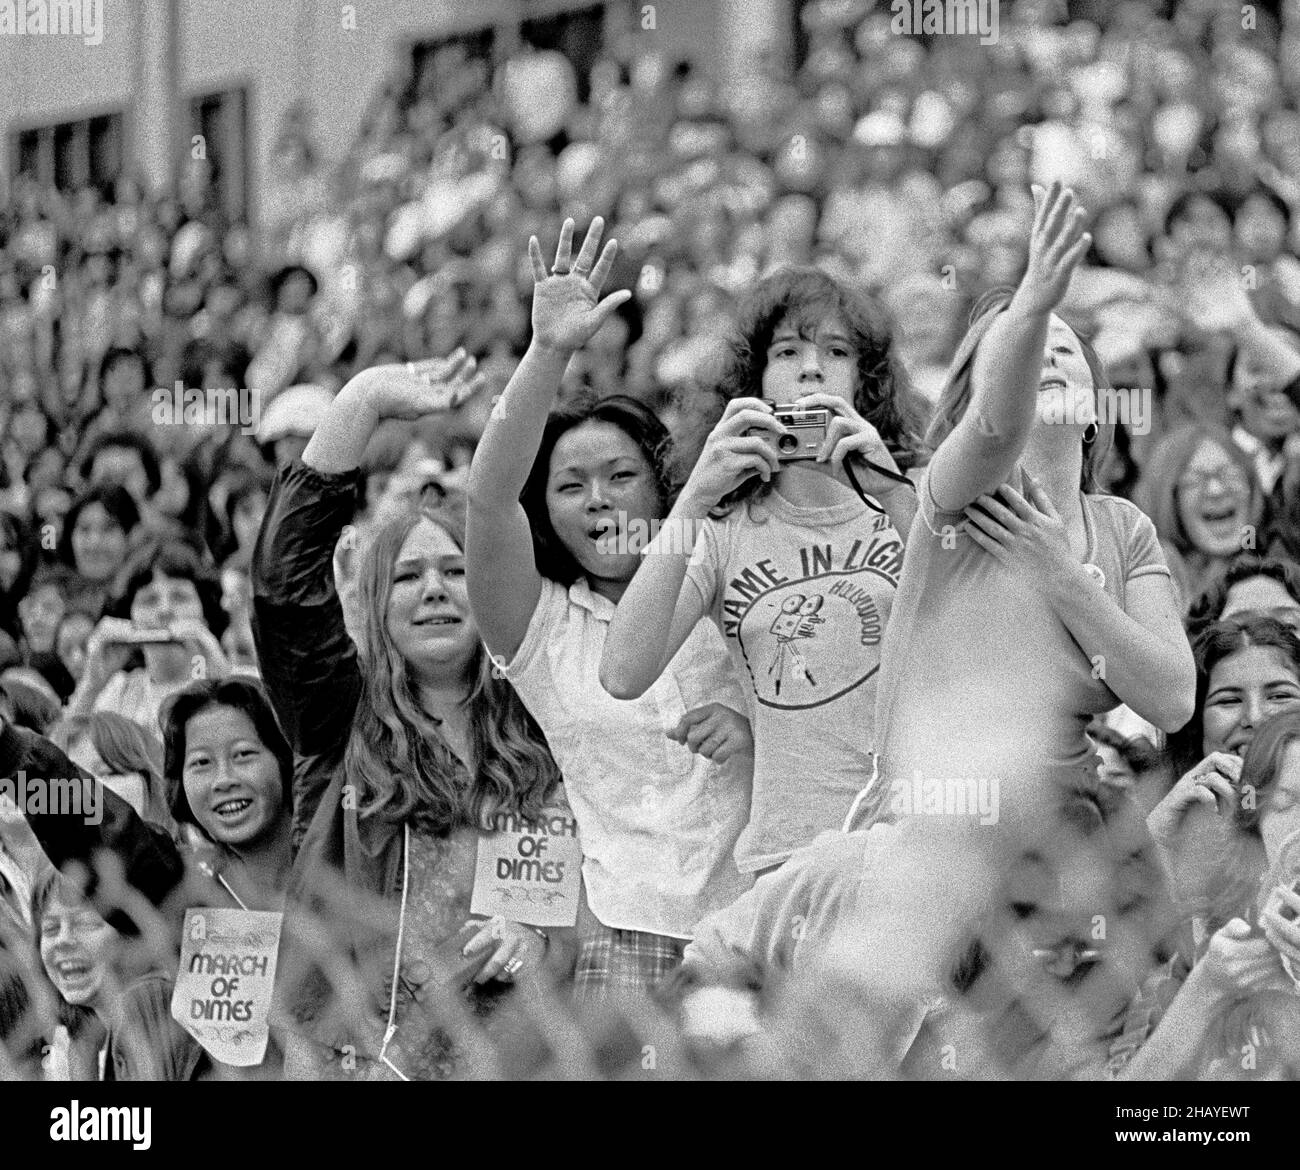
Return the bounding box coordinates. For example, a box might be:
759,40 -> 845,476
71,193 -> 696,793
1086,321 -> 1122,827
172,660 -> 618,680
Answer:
504,956 -> 524,976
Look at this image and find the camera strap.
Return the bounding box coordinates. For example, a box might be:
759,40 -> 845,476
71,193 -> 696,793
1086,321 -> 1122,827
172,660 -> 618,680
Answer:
843,454 -> 916,516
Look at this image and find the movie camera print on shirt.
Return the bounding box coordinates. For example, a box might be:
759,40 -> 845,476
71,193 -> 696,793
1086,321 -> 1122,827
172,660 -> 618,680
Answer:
721,514 -> 903,710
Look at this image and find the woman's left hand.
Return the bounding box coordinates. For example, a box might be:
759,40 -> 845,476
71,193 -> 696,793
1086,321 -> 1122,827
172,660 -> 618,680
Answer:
168,617 -> 232,679
961,473 -> 1074,585
460,915 -> 547,985
1259,883 -> 1300,969
794,392 -> 905,499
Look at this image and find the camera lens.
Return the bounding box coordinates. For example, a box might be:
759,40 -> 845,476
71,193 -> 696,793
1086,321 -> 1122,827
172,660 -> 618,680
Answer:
777,433 -> 799,453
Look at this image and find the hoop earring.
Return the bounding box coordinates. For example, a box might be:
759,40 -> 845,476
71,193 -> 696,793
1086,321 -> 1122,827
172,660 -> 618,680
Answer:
1083,421 -> 1099,444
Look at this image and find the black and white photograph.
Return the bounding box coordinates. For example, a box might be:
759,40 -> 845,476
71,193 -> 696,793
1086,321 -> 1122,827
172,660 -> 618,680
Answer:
0,0 -> 1298,1143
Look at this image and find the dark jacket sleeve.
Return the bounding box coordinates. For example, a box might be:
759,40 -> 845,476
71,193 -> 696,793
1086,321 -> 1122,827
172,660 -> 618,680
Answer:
0,722 -> 184,929
250,459 -> 363,847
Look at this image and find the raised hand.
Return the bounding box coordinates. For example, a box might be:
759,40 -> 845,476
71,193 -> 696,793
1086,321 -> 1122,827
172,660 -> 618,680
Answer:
1146,751 -> 1241,853
361,348 -> 487,422
677,398 -> 784,513
1199,917 -> 1294,999
528,217 -> 633,353
82,616 -> 141,683
1012,181 -> 1091,317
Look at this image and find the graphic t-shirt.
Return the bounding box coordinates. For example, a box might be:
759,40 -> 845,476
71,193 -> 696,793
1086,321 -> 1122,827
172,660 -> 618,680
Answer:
683,486 -> 904,871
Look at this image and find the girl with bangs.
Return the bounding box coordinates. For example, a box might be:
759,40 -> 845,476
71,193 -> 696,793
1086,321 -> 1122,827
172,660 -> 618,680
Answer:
251,350 -> 572,1081
816,183 -> 1196,1074
602,264 -> 924,874
1115,702 -> 1300,1079
468,218 -> 755,998
1151,616 -> 1300,920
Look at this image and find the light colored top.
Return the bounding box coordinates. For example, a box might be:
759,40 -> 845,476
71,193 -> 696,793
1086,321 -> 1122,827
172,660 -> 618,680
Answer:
503,578 -> 753,939
684,487 -> 904,870
684,825 -> 897,976
93,669 -> 193,736
873,464 -> 1172,832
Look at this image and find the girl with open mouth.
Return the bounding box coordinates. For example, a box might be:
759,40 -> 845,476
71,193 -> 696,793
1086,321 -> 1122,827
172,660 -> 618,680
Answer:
808,181 -> 1196,1076
1136,423 -> 1265,611
33,871 -> 207,1080
467,217 -> 756,1001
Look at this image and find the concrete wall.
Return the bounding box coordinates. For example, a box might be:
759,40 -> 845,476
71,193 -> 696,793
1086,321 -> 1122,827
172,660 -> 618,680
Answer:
0,0 -> 732,216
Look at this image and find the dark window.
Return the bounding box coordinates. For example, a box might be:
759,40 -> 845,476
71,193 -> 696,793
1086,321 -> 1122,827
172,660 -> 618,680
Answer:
411,24 -> 497,109
11,111 -> 122,194
521,3 -> 606,104
188,87 -> 248,222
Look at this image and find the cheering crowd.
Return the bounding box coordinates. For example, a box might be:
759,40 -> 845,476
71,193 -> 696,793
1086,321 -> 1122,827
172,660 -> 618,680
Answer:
3,0 -> 1300,1080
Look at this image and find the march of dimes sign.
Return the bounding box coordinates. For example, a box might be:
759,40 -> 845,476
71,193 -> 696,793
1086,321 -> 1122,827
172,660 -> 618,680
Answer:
471,793 -> 582,927
170,908 -> 282,1067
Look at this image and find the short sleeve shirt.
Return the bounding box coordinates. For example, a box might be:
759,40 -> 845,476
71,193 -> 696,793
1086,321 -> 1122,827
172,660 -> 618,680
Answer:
503,578 -> 753,938
684,487 -> 904,871
874,463 -> 1172,824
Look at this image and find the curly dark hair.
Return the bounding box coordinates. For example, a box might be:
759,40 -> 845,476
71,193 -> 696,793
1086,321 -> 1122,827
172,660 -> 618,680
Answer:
708,267 -> 924,512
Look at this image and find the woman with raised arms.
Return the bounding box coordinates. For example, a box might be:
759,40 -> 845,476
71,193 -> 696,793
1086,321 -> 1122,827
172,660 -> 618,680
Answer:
467,217 -> 754,998
822,182 -> 1196,1074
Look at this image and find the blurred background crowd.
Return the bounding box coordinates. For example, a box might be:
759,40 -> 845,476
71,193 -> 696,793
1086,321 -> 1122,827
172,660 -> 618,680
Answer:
3,0 -> 1300,1080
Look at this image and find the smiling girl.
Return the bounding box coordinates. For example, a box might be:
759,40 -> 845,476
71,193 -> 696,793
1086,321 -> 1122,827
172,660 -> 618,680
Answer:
1152,615 -> 1300,913
33,872 -> 207,1080
601,267 -> 923,873
161,678 -> 295,911
253,349 -> 573,1079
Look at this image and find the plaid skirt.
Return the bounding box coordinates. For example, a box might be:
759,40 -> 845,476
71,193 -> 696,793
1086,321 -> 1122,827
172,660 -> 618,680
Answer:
573,885 -> 686,1001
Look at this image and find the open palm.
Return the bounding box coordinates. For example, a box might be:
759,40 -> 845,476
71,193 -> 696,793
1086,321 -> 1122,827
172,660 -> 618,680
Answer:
365,348 -> 487,421
528,217 -> 632,352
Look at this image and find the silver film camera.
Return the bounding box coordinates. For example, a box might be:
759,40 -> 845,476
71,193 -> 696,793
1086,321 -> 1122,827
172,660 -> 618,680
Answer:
757,405 -> 831,461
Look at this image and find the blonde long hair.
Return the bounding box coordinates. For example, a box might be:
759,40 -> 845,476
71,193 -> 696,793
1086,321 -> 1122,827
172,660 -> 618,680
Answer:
343,498 -> 558,834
